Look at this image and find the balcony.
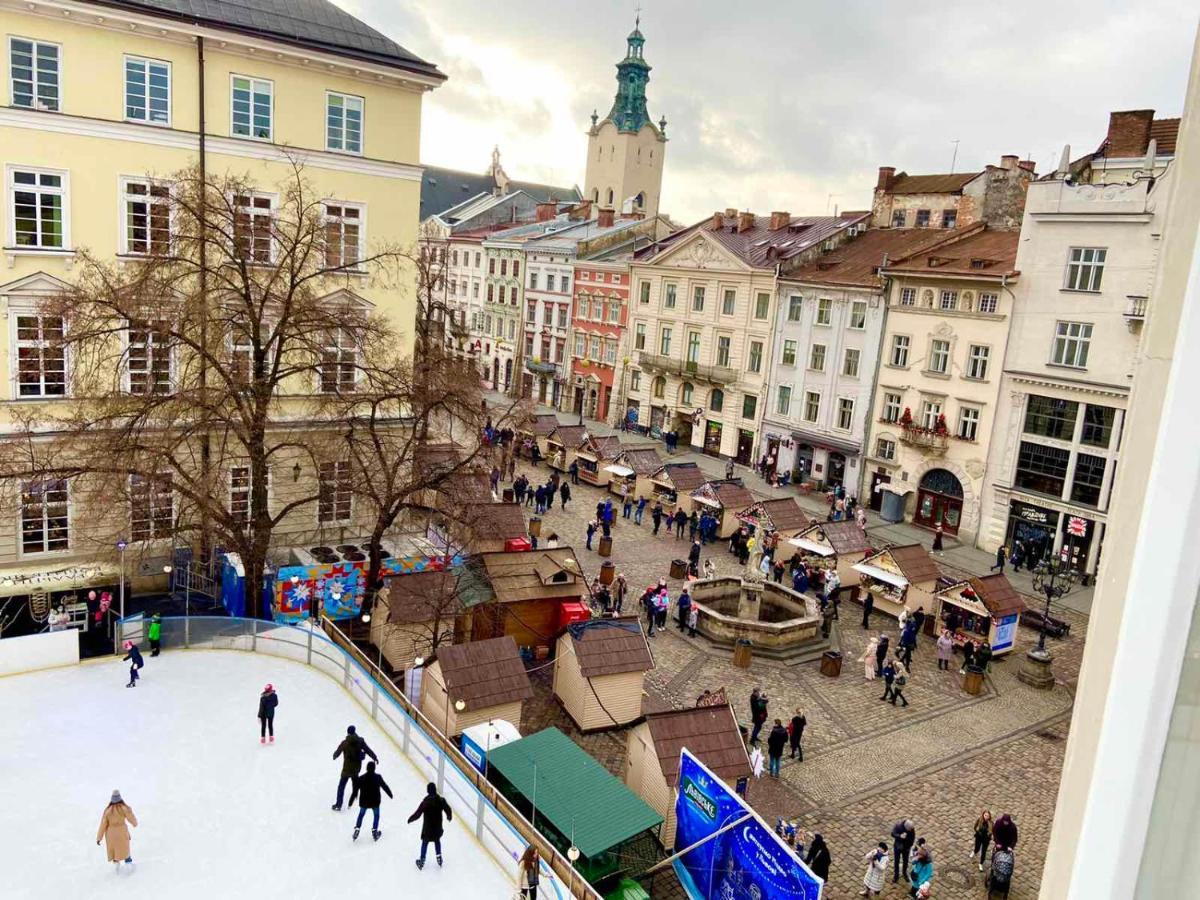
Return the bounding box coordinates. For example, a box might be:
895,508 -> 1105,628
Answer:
900,424 -> 948,453
525,358 -> 558,375
1124,295 -> 1148,331
636,352 -> 737,384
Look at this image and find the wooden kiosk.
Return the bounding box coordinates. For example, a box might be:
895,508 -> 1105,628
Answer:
546,424 -> 588,472
574,434 -> 624,487
690,480 -> 756,539
933,574 -> 1025,656
736,497 -> 811,539
605,446 -> 664,499
553,616 -> 654,731
852,543 -> 941,618
419,635 -> 532,736
648,462 -> 706,516
787,520 -> 873,585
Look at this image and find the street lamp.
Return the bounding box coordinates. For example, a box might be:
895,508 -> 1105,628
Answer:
116,539 -> 127,638
1019,550 -> 1077,689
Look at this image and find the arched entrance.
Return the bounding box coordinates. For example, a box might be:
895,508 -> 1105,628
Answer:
915,468 -> 964,533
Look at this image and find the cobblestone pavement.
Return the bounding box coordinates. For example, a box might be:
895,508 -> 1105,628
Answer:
500,456 -> 1084,900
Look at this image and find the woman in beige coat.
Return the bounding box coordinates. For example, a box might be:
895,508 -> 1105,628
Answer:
96,790 -> 138,867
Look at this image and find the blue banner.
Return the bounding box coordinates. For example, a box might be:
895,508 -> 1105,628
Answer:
673,749 -> 822,900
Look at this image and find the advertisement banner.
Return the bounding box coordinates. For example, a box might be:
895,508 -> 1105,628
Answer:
673,749 -> 822,900
993,613 -> 1019,653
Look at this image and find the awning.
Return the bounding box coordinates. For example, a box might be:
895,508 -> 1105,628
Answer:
853,563 -> 909,589
0,560 -> 122,597
693,495 -> 721,508
939,590 -> 989,618
790,428 -> 862,456
604,464 -> 635,477
788,537 -> 834,556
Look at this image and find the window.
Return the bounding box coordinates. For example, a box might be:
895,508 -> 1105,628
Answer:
320,327 -> 358,393
815,298 -> 832,325
843,347 -> 861,377
127,320 -> 171,394
1066,247 -> 1107,292
514,262 -> 521,279
939,290 -> 958,311
681,382 -> 694,405
228,465 -> 262,526
1071,453 -> 1107,506
929,339 -> 950,374
21,478 -> 68,553
849,300 -> 867,329
528,272 -> 539,291
231,75 -> 273,140
15,314 -> 66,397
557,306 -> 568,328
9,38 -> 59,111
915,209 -> 931,228
589,335 -> 601,360
781,340 -> 797,366
122,180 -> 170,255
659,327 -> 672,355
787,295 -> 802,321
608,300 -> 620,323
323,203 -> 362,269
125,56 -> 170,124
748,341 -> 763,373
716,336 -> 731,367
604,340 -> 617,364
875,437 -> 896,461
497,285 -> 505,304
837,397 -> 854,430
890,335 -> 910,367
1024,395 -> 1078,439
978,292 -> 998,314
1052,321 -> 1093,368
574,333 -> 585,357
130,473 -> 173,541
891,209 -> 906,228
754,292 -> 770,320
639,281 -> 649,304
692,286 -> 706,312
723,289 -> 738,316
630,370 -> 641,391
664,283 -> 677,309
233,193 -> 273,262
686,331 -> 701,364
966,344 -> 989,380
502,259 -> 509,277
634,323 -> 646,350
742,394 -> 757,420
899,288 -> 917,306
709,389 -> 724,413
958,406 -> 980,441
10,168 -> 66,249
1082,405 -> 1116,448
318,461 -> 352,524
776,385 -> 791,416
881,392 -> 902,423
920,399 -> 942,430
1015,440 -> 1070,497
942,209 -> 957,229
488,258 -> 495,275
809,343 -> 826,372
652,377 -> 665,399
804,391 -> 820,423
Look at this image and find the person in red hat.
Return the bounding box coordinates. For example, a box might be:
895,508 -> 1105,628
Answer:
258,683 -> 279,744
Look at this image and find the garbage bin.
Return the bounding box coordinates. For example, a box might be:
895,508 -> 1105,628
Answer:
733,639 -> 753,668
820,650 -> 843,678
963,664 -> 986,696
598,535 -> 613,557
880,489 -> 906,524
599,561 -> 616,585
669,558 -> 687,579
529,516 -> 542,537
502,487 -> 515,503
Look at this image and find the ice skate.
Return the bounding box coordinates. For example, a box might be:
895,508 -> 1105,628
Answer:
437,854 -> 443,867
415,858 -> 424,870
372,830 -> 381,842
269,735 -> 274,744
260,736 -> 266,744
352,827 -> 360,841
331,804 -> 342,811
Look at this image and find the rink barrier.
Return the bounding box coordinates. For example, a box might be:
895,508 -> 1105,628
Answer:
147,616 -> 602,900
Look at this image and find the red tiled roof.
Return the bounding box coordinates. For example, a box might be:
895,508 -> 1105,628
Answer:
785,228 -> 964,289
886,227 -> 1019,277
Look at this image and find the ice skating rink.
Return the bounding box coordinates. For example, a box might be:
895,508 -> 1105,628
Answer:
0,649 -> 517,899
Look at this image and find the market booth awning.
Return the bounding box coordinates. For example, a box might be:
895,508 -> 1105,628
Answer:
0,560 -> 121,597
852,562 -> 909,589
603,464 -> 635,477
788,537 -> 835,556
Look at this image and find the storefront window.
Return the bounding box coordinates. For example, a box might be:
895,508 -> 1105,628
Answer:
1081,404 -> 1116,448
1024,395 -> 1078,440
1070,453 -> 1107,506
1015,440 -> 1070,497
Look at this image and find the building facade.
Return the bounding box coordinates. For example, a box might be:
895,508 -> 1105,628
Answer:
871,155 -> 1035,232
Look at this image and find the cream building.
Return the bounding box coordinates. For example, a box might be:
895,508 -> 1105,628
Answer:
863,227 -> 1020,541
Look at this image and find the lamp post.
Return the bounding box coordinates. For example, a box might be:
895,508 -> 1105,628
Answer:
116,539 -> 127,649
1019,549 -> 1077,689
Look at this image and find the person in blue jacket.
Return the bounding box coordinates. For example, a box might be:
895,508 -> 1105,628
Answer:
122,641 -> 144,688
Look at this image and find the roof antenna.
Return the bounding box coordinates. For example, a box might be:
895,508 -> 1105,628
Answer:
949,139 -> 961,174
826,193 -> 839,214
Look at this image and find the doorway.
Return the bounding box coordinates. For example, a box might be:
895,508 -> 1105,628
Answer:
735,429 -> 754,466
704,421 -> 723,455
914,468 -> 964,533
795,444 -> 814,483
827,452 -> 847,488
869,470 -> 891,512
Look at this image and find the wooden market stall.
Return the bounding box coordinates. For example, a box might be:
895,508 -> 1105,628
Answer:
736,497 -> 811,539
691,480 -> 756,539
553,617 -> 654,731
518,413 -> 560,460
456,502 -> 528,553
473,548 -> 588,656
648,462 -> 707,516
574,434 -> 624,487
370,570 -> 472,672
625,701 -> 750,847
605,446 -> 664,499
933,574 -> 1026,657
420,635 -> 533,736
546,424 -> 589,473
851,543 -> 941,618
788,520 -> 874,585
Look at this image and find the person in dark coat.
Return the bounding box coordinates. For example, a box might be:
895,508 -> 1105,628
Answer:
332,725 -> 378,811
874,634 -> 889,676
651,502 -> 664,535
749,689 -> 769,744
586,520 -> 597,551
879,660 -> 896,702
569,459 -> 579,486
122,641 -> 144,688
789,709 -> 807,760
890,819 -> 916,884
861,592 -> 874,629
992,813 -> 1018,850
931,524 -> 944,553
408,782 -> 453,869
960,639 -> 976,675
899,621 -> 917,668
805,832 -> 831,881
257,683 -> 279,744
559,481 -> 570,509
353,761 -> 393,841
688,540 -> 702,570
766,719 -> 788,777
673,509 -> 687,539
676,588 -> 692,631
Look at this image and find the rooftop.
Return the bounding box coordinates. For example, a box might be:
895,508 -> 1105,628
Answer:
477,549 -> 585,604
616,447 -> 664,476
568,617 -> 654,678
816,521 -> 873,556
962,574 -> 1027,619
653,462 -> 706,491
548,425 -> 589,448
886,172 -> 979,195
522,414 -> 561,437
382,570 -> 462,625
644,703 -> 751,788
421,165 -> 579,220
696,480 -> 755,510
750,498 -> 811,533
883,544 -> 941,585
885,227 -> 1020,278
434,636 -> 532,711
785,227 -> 964,289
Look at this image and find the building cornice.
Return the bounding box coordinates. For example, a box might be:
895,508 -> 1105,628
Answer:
1006,370 -> 1131,399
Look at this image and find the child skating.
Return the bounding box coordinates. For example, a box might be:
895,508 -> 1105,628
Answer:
122,641 -> 144,688
258,683 -> 278,744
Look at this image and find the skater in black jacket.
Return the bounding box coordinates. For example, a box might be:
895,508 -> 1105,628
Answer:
332,725 -> 378,811
353,761 -> 393,841
258,684 -> 279,744
122,641 -> 144,688
408,783 -> 453,869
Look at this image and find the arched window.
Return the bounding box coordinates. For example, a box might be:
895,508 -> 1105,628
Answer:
709,389 -> 724,412
591,188 -> 599,203
606,188 -> 615,205
652,376 -> 665,399
681,382 -> 694,405
634,191 -> 646,209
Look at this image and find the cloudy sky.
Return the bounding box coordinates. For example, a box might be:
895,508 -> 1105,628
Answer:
344,0 -> 1197,224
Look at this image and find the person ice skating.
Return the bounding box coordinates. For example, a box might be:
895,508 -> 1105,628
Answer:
860,842 -> 888,896
517,845 -> 541,899
96,790 -> 138,870
805,832 -> 831,881
122,641 -> 144,688
936,630 -> 953,671
408,782 -> 453,869
891,819 -> 916,883
147,614 -> 162,656
332,725 -> 378,811
353,761 -> 393,841
766,719 -> 788,777
972,809 -> 993,870
789,708 -> 807,760
258,683 -> 279,744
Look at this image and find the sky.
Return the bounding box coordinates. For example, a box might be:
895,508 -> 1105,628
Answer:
343,0 -> 1197,225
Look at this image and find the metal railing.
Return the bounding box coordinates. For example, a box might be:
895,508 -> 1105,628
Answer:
1124,296 -> 1149,320
134,615 -> 601,900
635,351 -> 736,385
899,424 -> 949,452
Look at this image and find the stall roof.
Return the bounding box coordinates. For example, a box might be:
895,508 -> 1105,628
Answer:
852,562 -> 909,589
586,435 -> 623,458
487,728 -> 663,858
524,414 -> 560,437
746,498 -> 810,532
644,704 -> 751,788
886,544 -> 941,584
435,635 -> 532,711
788,537 -> 834,556
604,464 -> 635,477
462,503 -> 527,542
695,480 -> 755,510
383,571 -> 463,624
568,617 -> 654,678
477,548 -> 585,603
618,447 -> 664,476
942,574 -> 1026,618
653,462 -> 706,491
548,425 -> 588,447
820,521 -> 873,555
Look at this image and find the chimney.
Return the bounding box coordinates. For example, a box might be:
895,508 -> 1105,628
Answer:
535,201 -> 557,222
769,211 -> 791,230
568,199 -> 592,221
1017,159 -> 1036,173
876,166 -> 897,190
711,211 -> 725,229
1104,109 -> 1155,157
597,207 -> 615,228
725,207 -> 738,218
999,154 -> 1019,171
737,212 -> 756,233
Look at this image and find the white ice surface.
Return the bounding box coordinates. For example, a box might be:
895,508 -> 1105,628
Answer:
0,650 -> 516,899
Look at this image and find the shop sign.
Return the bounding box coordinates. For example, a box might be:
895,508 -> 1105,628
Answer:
1066,516 -> 1089,538
1012,501 -> 1056,526
993,614 -> 1018,653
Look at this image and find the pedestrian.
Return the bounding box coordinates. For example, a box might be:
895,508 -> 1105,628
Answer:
890,819 -> 916,884
805,833 -> 831,882
931,524 -> 944,554
899,620 -> 917,668
861,591 -> 874,629
875,634 -> 889,676
408,782 -> 453,869
654,590 -> 669,631
824,570 -> 841,610
766,719 -> 788,777
975,641 -> 993,674
147,613 -> 162,657
891,659 -> 910,707
772,558 -> 785,583
859,842 -> 888,896
792,566 -> 808,594
651,502 -> 663,535
96,790 -> 138,870
517,845 -> 541,899
789,708 -> 806,761
936,630 -> 953,671
604,498 -> 614,528
861,636 -> 879,680
569,459 -> 579,485
991,545 -> 1007,573
559,481 -> 570,510
960,639 -> 976,675
687,604 -> 698,637
1011,539 -> 1025,573
909,844 -> 934,897
992,813 -> 1018,851
676,588 -> 692,631
258,683 -> 279,744
912,605 -> 926,633
586,520 -> 596,551
534,485 -> 545,514
972,809 -> 993,870
621,484 -> 633,519
635,496 -> 647,525
725,459 -> 735,480
352,760 -> 393,841
673,509 -> 687,539
332,724 -> 378,811
855,505 -> 867,529
122,640 -> 144,688
688,511 -> 699,541
749,688 -> 769,744
514,476 -> 526,505
596,500 -> 606,522
614,574 -> 627,614
489,465 -> 501,493
880,659 -> 896,702
507,456 -> 516,481
688,539 -> 702,571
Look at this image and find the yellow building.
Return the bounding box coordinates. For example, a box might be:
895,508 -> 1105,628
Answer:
0,1 -> 441,596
